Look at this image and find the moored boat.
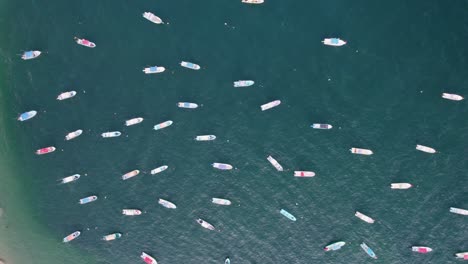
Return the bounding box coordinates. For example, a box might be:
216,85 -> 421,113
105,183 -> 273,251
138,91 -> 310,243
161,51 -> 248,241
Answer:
455,252 -> 468,260
122,170 -> 140,180
416,144 -> 436,153
122,209 -> 142,216
180,61 -> 200,70
57,91 -> 77,100
225,257 -> 231,264
212,198 -> 231,205
143,66 -> 165,74
141,252 -> 158,264
65,129 -> 83,140
212,163 -> 233,170
324,241 -> 346,251
350,147 -> 373,155
311,124 -> 333,129
102,233 -> 122,241
260,100 -> 281,111
36,146 -> 56,155
294,171 -> 315,177
233,80 -> 254,87
61,174 -> 80,184
177,102 -> 198,109
125,117 -> 144,126
18,110 -> 37,121
322,38 -> 347,46
101,131 -> 121,138
153,120 -> 173,130
21,50 -> 41,60
280,209 -> 296,221
267,156 -> 283,171
74,37 -> 96,48
360,243 -> 377,259
242,0 -> 264,3
442,93 -> 464,101
143,12 -> 163,24
355,211 -> 375,224
79,195 -> 98,204
450,207 -> 468,216
390,183 -> 412,189
158,198 -> 177,209
151,165 -> 168,175
412,246 -> 432,254
195,135 -> 216,141
196,218 -> 215,230
63,231 -> 80,243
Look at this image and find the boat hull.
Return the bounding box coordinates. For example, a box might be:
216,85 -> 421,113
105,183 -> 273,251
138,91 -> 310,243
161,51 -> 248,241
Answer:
195,135 -> 216,141
151,165 -> 168,175
260,100 -> 281,111
280,209 -> 296,221
21,50 -> 41,60
153,120 -> 173,130
75,38 -> 96,48
125,117 -> 144,126
450,207 -> 468,215
65,129 -> 83,140
36,147 -> 56,155
390,183 -> 412,189
212,198 -> 232,205
350,148 -> 373,155
61,174 -> 80,184
57,91 -> 77,100
158,198 -> 177,209
416,144 -> 436,153
294,171 -> 315,177
412,246 -> 432,253
143,66 -> 165,74
360,243 -> 377,259
18,110 -> 37,121
122,209 -> 142,215
234,80 -> 254,87
322,38 -> 346,46
311,124 -> 332,129
355,211 -> 375,223
212,163 -> 233,170
141,252 -> 158,264
196,219 -> 215,230
324,241 -> 346,251
267,156 -> 283,171
102,233 -> 122,241
177,102 -> 198,109
63,231 -> 80,242
79,195 -> 98,204
102,131 -> 121,138
143,12 -> 163,24
122,170 -> 140,180
442,93 -> 464,101
180,61 -> 200,70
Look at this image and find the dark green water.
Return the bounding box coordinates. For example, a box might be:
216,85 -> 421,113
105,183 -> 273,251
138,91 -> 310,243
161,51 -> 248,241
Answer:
1,0 -> 468,263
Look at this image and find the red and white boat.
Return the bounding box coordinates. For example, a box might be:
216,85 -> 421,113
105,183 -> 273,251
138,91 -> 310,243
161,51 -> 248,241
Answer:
36,146 -> 56,155
74,37 -> 96,48
294,171 -> 315,177
455,252 -> 468,260
141,252 -> 158,264
63,231 -> 80,243
412,246 -> 432,254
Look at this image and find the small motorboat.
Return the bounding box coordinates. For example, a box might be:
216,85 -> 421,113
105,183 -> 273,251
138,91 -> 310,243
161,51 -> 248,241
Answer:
57,91 -> 77,100
450,207 -> 468,216
63,231 -> 80,243
180,61 -> 200,70
122,209 -> 142,216
74,37 -> 96,48
260,100 -> 281,111
233,80 -> 254,87
102,233 -> 122,241
311,124 -> 333,129
242,0 -> 264,3
360,243 -> 377,259
212,198 -> 231,205
65,129 -> 83,141
225,257 -> 230,264
196,218 -> 215,230
151,165 -> 168,175
280,209 -> 296,221
195,135 -> 216,141
122,170 -> 140,180
390,183 -> 412,189
153,120 -> 173,130
158,198 -> 177,209
355,211 -> 375,224
36,146 -> 56,155
101,131 -> 121,138
21,50 -> 41,60
267,156 -> 283,171
61,174 -> 80,184
177,102 -> 198,109
412,246 -> 432,254
125,117 -> 144,126
324,241 -> 346,251
322,38 -> 347,47
416,144 -> 436,153
212,163 -> 233,170
455,252 -> 468,260
141,252 -> 158,264
350,147 -> 373,155
442,93 -> 464,101
294,171 -> 315,177
79,195 -> 98,204
143,12 -> 163,24
18,110 -> 37,121
143,66 -> 165,74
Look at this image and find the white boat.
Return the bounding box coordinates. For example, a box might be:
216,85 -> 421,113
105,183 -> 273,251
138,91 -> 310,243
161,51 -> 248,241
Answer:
225,257 -> 230,264
18,110 -> 37,121
416,144 -> 436,153
242,0 -> 264,3
412,246 -> 432,254
196,218 -> 215,230
442,93 -> 464,101
143,12 -> 163,24
280,209 -> 296,221
21,50 -> 41,60
267,156 -> 283,171
63,231 -> 80,243
390,183 -> 412,189
143,66 -> 165,74
74,37 -> 96,48
355,211 -> 375,224
233,80 -> 254,87
122,170 -> 140,180
294,171 -> 315,177
180,61 -> 200,70
450,207 -> 468,216
61,174 -> 80,184
65,129 -> 83,140
102,233 -> 122,241
195,135 -> 216,141
101,131 -> 121,138
260,100 -> 281,111
122,209 -> 142,216
350,147 -> 373,155
311,124 -> 332,129
177,102 -> 198,109
79,195 -> 98,204
141,252 -> 158,264
322,38 -> 347,46
125,117 -> 144,126
324,241 -> 346,251
212,198 -> 231,205
212,163 -> 233,170
153,120 -> 173,130
158,198 -> 176,209
151,165 -> 168,175
456,252 -> 468,260
57,91 -> 77,100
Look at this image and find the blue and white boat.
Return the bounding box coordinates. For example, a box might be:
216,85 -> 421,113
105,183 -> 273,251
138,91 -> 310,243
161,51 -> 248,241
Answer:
177,102 -> 198,109
233,80 -> 254,87
322,38 -> 346,47
180,61 -> 200,70
143,66 -> 165,74
18,110 -> 37,121
79,195 -> 98,204
21,50 -> 41,60
280,209 -> 296,221
360,243 -> 377,259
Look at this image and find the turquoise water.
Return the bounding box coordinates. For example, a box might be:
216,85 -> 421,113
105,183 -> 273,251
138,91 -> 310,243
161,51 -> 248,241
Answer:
1,0 -> 468,263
